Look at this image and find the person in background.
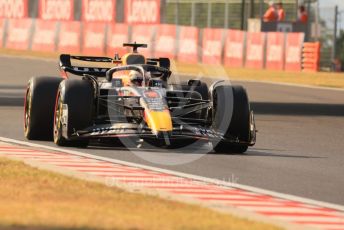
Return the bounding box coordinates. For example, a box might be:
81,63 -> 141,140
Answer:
333,58 -> 342,72
277,2 -> 285,21
263,1 -> 278,22
298,5 -> 308,24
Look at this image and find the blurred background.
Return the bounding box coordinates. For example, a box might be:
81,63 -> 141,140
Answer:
3,0 -> 344,71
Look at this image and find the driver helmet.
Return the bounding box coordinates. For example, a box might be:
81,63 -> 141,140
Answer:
129,70 -> 143,86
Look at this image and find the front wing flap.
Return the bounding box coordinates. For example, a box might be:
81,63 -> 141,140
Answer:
71,123 -> 254,146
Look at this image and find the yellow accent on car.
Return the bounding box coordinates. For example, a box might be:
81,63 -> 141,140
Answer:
145,109 -> 173,134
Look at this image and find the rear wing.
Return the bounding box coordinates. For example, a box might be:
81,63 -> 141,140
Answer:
59,54 -> 112,77
59,54 -> 171,78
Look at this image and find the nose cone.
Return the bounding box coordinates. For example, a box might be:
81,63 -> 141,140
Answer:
145,109 -> 173,135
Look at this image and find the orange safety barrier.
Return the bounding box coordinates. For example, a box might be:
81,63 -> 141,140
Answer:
5,18 -> 33,50
82,22 -> 107,56
57,21 -> 82,54
285,33 -> 304,71
302,42 -> 320,72
106,23 -> 129,57
177,26 -> 199,64
39,0 -> 74,21
125,0 -> 161,24
131,24 -> 156,57
82,0 -> 116,22
154,24 -> 177,59
31,19 -> 58,52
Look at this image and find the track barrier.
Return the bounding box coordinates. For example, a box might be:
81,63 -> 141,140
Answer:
302,42 -> 321,72
0,18 -> 307,72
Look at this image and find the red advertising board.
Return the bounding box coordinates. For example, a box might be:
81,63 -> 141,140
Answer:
31,19 -> 57,52
131,24 -> 155,56
0,19 -> 5,47
266,32 -> 285,70
39,0 -> 73,21
154,24 -> 176,59
177,26 -> 198,64
285,33 -> 304,71
82,0 -> 116,22
202,28 -> 224,65
82,22 -> 106,55
0,0 -> 28,18
125,0 -> 160,24
106,23 -> 129,57
245,32 -> 266,69
5,18 -> 32,50
224,29 -> 245,68
57,21 -> 81,53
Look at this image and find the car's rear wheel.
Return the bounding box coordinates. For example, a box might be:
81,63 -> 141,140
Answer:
24,76 -> 63,140
53,79 -> 94,147
211,85 -> 251,154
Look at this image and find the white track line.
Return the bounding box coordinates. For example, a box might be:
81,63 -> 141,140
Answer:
1,136 -> 344,213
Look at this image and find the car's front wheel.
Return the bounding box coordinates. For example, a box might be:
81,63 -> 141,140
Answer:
53,79 -> 94,147
211,85 -> 251,154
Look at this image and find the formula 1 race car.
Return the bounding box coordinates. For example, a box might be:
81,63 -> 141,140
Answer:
24,43 -> 256,153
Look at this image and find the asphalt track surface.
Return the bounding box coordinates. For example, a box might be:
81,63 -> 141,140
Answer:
1,55 -> 344,206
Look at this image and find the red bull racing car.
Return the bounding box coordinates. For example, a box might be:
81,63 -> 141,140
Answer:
24,43 -> 256,153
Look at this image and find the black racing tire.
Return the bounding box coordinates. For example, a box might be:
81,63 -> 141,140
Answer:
24,76 -> 63,140
53,79 -> 94,147
212,85 -> 250,154
171,81 -> 209,100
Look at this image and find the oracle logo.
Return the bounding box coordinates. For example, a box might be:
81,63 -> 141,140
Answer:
286,46 -> 301,63
0,0 -> 27,18
203,41 -> 221,57
85,31 -> 104,48
179,39 -> 197,54
83,0 -> 115,22
59,31 -> 78,46
8,27 -> 29,42
156,35 -> 174,52
267,45 -> 282,61
33,29 -> 55,45
126,0 -> 160,24
226,43 -> 243,58
40,0 -> 73,20
247,44 -> 262,61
